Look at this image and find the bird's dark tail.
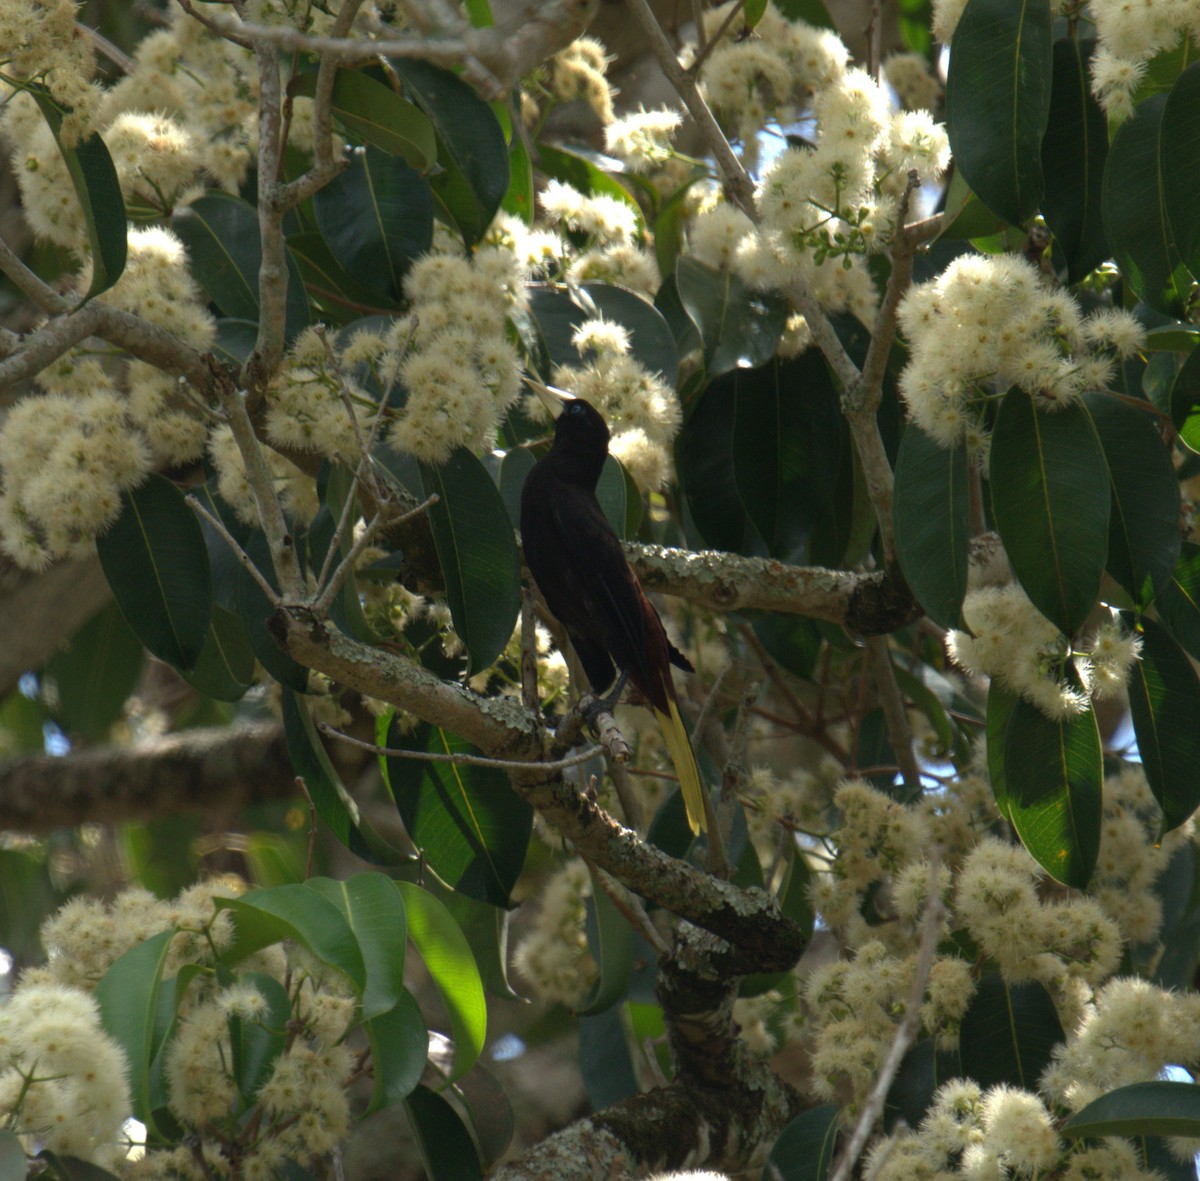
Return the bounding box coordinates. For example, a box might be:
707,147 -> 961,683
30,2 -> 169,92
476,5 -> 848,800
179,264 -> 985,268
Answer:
654,698 -> 706,835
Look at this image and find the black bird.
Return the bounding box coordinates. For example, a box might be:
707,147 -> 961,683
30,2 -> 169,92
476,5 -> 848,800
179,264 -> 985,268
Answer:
520,384 -> 707,835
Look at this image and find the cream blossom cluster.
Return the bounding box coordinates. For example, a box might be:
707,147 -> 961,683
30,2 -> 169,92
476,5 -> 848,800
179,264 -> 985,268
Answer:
388,249 -> 525,464
883,52 -> 943,112
897,253 -> 1145,448
546,36 -> 615,125
603,107 -> 684,173
947,586 -> 1141,720
512,859 -> 598,1006
209,420 -> 319,528
548,316 -> 683,492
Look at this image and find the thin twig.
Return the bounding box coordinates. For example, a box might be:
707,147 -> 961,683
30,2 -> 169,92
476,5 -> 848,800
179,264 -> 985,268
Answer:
318,720 -> 604,772
188,496 -> 284,605
829,862 -> 945,1181
583,857 -> 670,956
688,0 -> 747,75
294,775 -> 319,879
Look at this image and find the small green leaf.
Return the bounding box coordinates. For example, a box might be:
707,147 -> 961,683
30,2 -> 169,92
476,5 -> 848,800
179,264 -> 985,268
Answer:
1063,1079 -> 1200,1139
97,474 -> 212,672
764,1104 -> 840,1181
989,389 -> 1110,636
502,121 -> 535,225
536,144 -> 643,232
95,929 -> 175,1133
365,990 -> 429,1110
22,82 -> 126,301
1170,345 -> 1200,452
219,880 -> 367,991
420,450 -> 521,675
290,69 -> 436,170
1124,614 -> 1200,833
1003,696 -> 1102,888
1103,93 -> 1193,316
577,867 -> 634,1016
1080,392 -> 1180,609
305,873 -> 408,1020
945,0 -> 1052,226
386,721 -> 531,908
180,605 -> 256,702
396,881 -> 487,1080
312,147 -> 433,302
894,426 -> 970,629
1161,61 -> 1200,280
393,59 -> 508,245
675,256 -> 787,379
959,974 -> 1064,1088
1156,541 -> 1200,659
404,1085 -> 483,1181
986,683 -> 1020,820
1041,38 -> 1109,281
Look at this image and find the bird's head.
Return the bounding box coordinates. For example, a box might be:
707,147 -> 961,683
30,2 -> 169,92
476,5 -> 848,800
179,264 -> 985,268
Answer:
526,379 -> 610,459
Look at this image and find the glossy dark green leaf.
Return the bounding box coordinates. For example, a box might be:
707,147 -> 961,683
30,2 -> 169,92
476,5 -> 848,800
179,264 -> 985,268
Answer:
95,929 -> 175,1132
1161,61 -> 1200,280
985,683 -> 1019,820
1170,345 -> 1200,452
282,687 -> 406,864
45,602 -> 143,739
429,883 -> 520,999
527,282 -> 679,388
287,230 -> 401,318
220,880 -> 367,991
1124,614 -> 1200,833
1129,33 -> 1198,109
396,880 -> 487,1079
393,59 -> 508,245
944,0 -> 1052,226
1064,1079 -> 1200,1138
405,1084 -> 483,1181
498,446 -> 534,530
894,426 -> 970,629
1156,541 -> 1200,659
1103,94 -> 1193,316
229,971 -> 289,1100
989,389 -> 1110,636
1041,38 -> 1109,281
173,192 -> 310,337
886,1039 -> 963,1132
180,604 -> 256,702
23,82 -> 126,301
577,867 -> 634,1015
306,872 -> 408,1019
1003,696 -> 1102,887
774,0 -> 837,28
764,1103 -> 840,1181
938,168 -> 1006,240
290,68 -> 436,169
1080,392 -> 1180,609
386,721 -> 531,908
365,990 -> 428,1110
97,474 -> 212,671
675,256 -> 787,379
313,147 -> 432,303
536,143 -> 643,231
37,1154 -> 124,1181
959,974 -> 1064,1088
419,449 -> 521,674
311,463 -> 374,643
652,177 -> 702,277
503,120 -> 534,225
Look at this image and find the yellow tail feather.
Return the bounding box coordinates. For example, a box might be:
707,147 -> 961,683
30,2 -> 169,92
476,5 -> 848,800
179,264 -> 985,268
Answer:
655,699 -> 707,835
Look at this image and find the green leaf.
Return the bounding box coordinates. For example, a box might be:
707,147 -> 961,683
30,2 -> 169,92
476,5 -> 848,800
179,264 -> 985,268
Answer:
429,886 -> 519,999
1063,1079 -> 1200,1139
577,867 -> 634,1015
986,683 -> 1019,820
312,146 -> 433,302
1156,541 -> 1200,659
219,881 -> 367,991
310,463 -> 375,643
396,881 -> 487,1080
365,990 -> 429,1110
97,474 -> 212,672
938,168 -> 1006,240
944,0 -> 1052,226
290,69 -> 436,170
393,59 -> 508,245
23,82 -> 126,302
894,426 -> 970,629
1170,344 -> 1200,452
45,602 -> 144,740
1041,37 -> 1109,281
675,256 -> 787,379
1080,392 -> 1180,609
287,231 -> 401,320
405,1084 -> 483,1181
282,687 -> 405,864
305,872 -> 408,1019
1161,61 -> 1200,280
180,605 -> 256,702
774,0 -> 837,28
95,929 -> 175,1132
419,449 -> 521,675
764,1104 -> 840,1181
989,389 -> 1110,636
502,121 -> 535,226
386,721 -> 531,908
1003,696 -> 1102,888
959,974 -> 1064,1088
1102,94 -> 1194,316
228,971 -> 290,1101
173,192 -> 310,338
535,144 -> 643,232
1124,614 -> 1200,833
